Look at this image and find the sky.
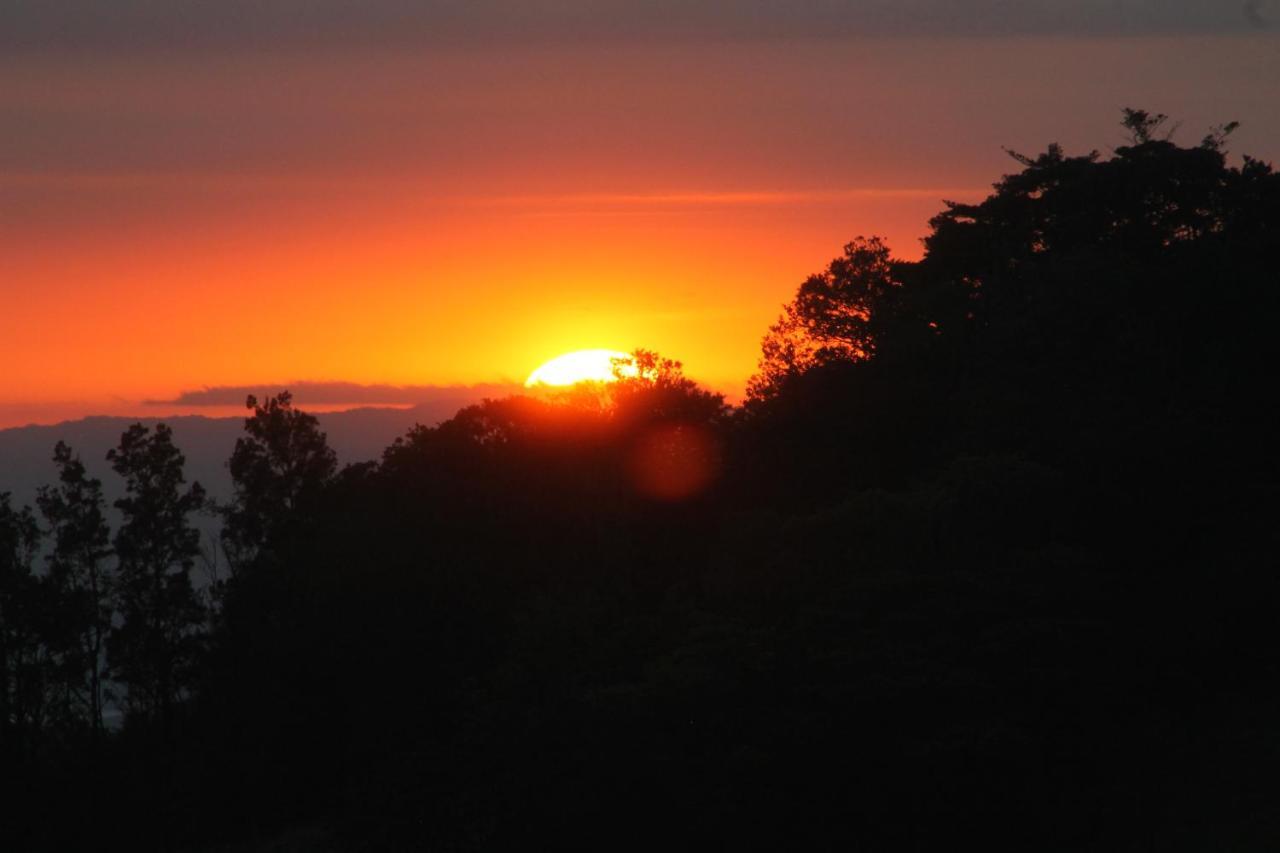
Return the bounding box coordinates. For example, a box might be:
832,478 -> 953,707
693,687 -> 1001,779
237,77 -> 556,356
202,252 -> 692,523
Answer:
2,1 -> 1278,427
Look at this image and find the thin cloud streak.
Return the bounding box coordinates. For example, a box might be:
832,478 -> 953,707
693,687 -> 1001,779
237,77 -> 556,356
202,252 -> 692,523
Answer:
0,172 -> 383,193
149,381 -> 523,408
0,175 -> 982,206
472,188 -> 988,208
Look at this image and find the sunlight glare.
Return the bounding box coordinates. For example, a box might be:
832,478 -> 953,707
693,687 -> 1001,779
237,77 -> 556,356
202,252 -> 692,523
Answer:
525,349 -> 635,387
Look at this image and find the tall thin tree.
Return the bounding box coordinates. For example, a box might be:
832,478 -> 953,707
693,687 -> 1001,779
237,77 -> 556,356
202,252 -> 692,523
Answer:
0,493 -> 44,752
107,424 -> 206,728
37,442 -> 114,734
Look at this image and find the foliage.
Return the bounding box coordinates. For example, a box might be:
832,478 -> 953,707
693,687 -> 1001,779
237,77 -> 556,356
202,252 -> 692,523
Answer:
107,423 -> 207,725
608,348 -> 729,425
36,441 -> 114,732
3,111 -> 1279,850
222,391 -> 337,573
748,236 -> 900,400
0,493 -> 47,747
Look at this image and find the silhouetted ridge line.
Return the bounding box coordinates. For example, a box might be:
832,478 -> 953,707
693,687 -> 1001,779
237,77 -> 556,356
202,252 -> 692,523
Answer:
2,112 -> 1277,850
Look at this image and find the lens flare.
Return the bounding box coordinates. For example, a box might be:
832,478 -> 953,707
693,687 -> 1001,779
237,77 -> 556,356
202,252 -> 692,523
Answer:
628,422 -> 720,501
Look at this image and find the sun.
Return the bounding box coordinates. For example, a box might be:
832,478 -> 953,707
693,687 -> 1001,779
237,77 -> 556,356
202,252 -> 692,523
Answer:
525,349 -> 635,387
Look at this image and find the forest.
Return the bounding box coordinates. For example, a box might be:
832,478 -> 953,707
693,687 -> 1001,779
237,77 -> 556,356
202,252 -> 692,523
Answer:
3,112 -> 1279,850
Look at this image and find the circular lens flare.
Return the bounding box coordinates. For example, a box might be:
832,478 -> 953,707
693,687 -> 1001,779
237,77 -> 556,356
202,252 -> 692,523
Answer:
628,423 -> 720,501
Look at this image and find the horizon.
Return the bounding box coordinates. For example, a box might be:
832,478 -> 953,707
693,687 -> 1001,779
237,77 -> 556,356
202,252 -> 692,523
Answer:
5,5 -> 1280,849
0,382 -> 524,430
5,7 -> 1279,427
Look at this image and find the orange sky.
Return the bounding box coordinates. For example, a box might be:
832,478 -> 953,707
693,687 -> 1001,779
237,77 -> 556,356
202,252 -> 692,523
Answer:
3,33 -> 1278,427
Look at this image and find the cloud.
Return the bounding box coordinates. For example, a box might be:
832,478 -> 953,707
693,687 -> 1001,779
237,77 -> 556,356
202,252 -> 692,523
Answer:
4,1 -> 1273,54
148,381 -> 522,408
478,188 -> 984,209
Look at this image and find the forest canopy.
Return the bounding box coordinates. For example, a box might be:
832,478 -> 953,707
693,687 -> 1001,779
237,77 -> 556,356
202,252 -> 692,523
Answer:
2,112 -> 1278,851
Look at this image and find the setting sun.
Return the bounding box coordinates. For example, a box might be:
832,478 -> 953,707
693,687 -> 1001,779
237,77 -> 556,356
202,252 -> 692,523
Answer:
525,349 -> 636,387
3,1 -> 1277,846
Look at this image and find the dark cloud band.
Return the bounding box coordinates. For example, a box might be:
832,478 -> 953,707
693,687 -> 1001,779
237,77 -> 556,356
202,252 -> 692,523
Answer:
147,381 -> 521,408
3,1 -> 1271,54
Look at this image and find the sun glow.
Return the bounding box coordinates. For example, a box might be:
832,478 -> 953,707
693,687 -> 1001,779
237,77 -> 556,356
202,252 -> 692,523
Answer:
525,349 -> 635,387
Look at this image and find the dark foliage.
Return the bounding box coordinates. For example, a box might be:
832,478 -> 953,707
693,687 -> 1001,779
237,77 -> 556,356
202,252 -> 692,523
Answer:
0,494 -> 44,750
36,442 -> 114,733
3,114 -> 1279,851
107,424 -> 208,728
221,392 -> 338,574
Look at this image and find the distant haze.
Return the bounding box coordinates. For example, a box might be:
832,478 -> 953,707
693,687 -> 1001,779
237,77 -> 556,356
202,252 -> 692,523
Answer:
0,390 -> 513,510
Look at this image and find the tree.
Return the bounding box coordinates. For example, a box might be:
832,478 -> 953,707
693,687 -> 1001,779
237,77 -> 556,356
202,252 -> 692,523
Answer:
107,424 -> 206,726
748,236 -> 901,401
0,493 -> 45,750
608,349 -> 728,426
1121,107 -> 1175,144
36,442 -> 114,734
222,392 -> 337,573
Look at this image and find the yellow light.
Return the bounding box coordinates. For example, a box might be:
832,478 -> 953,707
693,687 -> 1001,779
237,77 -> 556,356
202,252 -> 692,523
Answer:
525,349 -> 635,387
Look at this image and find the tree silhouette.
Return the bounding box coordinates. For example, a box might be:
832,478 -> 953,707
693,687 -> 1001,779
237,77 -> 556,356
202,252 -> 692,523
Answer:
746,110 -> 1276,411
221,391 -> 337,573
36,442 -> 114,734
1120,107 -> 1175,144
609,349 -> 728,426
106,424 -> 206,727
0,493 -> 44,751
748,236 -> 902,401
2,109 -> 1278,851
